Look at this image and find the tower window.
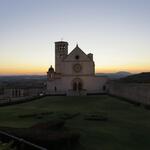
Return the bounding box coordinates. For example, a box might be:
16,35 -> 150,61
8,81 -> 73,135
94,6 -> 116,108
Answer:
75,55 -> 79,60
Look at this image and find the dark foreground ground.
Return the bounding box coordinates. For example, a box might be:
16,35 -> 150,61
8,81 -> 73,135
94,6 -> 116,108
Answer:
0,95 -> 150,150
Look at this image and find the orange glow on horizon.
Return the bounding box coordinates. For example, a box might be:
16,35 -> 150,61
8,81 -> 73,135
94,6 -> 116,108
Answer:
0,65 -> 150,75
96,65 -> 150,73
0,66 -> 48,75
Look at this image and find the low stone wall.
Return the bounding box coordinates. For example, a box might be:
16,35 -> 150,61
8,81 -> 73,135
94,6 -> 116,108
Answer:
0,95 -> 46,106
108,82 -> 150,105
67,90 -> 87,96
4,88 -> 44,98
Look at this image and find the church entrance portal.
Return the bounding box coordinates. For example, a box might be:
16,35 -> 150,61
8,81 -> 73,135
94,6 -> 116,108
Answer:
72,78 -> 83,91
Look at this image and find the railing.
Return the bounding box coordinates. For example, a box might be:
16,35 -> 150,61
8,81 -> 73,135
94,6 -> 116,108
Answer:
0,130 -> 48,150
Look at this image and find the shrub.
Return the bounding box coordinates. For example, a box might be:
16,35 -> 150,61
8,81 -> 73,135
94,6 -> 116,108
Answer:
0,141 -> 16,150
84,112 -> 108,121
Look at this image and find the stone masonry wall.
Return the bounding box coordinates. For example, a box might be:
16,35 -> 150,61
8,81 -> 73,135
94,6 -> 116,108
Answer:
108,82 -> 150,105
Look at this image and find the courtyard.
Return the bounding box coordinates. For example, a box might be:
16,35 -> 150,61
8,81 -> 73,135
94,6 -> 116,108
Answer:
0,95 -> 150,150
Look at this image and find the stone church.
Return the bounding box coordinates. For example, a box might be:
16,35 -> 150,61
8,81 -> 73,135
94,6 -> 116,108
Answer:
47,41 -> 108,95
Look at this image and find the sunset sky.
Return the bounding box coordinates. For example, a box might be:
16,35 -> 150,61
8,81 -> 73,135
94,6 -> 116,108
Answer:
0,0 -> 150,75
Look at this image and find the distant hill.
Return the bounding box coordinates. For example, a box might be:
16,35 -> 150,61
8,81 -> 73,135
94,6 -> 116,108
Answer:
119,72 -> 150,83
96,71 -> 132,79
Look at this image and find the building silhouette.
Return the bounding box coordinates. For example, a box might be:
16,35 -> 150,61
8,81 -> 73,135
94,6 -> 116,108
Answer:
47,41 -> 107,95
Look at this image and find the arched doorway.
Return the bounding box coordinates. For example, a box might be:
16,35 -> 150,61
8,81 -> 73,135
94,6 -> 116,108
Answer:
72,78 -> 83,91
73,82 -> 77,91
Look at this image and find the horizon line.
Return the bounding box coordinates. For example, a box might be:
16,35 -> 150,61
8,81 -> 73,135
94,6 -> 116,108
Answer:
0,71 -> 149,76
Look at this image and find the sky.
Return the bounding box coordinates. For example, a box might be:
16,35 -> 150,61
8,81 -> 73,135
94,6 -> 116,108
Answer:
0,0 -> 150,75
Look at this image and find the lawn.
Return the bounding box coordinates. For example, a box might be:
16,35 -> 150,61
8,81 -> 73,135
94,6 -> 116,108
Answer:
0,95 -> 150,150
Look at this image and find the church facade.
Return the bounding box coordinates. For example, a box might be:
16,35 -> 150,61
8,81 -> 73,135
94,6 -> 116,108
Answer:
47,41 -> 108,96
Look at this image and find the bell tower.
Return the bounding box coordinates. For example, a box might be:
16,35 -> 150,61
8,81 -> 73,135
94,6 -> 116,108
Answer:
55,41 -> 68,73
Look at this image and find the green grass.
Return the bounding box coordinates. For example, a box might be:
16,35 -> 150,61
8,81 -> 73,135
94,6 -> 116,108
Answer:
0,95 -> 150,150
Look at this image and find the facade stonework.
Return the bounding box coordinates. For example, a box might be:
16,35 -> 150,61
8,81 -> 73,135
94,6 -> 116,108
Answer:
47,41 -> 108,95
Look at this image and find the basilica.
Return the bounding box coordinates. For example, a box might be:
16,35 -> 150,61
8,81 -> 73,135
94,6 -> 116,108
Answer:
47,41 -> 108,96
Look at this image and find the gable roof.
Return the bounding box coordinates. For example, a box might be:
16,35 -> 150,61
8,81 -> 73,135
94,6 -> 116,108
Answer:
63,45 -> 92,62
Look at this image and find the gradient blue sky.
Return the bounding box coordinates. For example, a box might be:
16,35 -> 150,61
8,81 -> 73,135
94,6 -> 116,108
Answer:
0,0 -> 150,75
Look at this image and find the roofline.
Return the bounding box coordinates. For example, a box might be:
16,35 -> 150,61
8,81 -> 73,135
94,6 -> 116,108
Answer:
55,41 -> 68,44
63,45 -> 93,62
